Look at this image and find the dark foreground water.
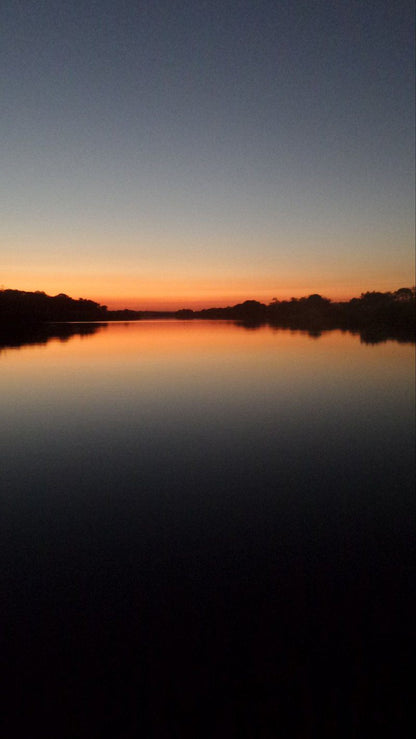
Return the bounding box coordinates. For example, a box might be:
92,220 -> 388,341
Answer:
1,321 -> 414,736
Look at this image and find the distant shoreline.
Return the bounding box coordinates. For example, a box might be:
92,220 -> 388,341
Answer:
1,287 -> 414,348
0,287 -> 416,341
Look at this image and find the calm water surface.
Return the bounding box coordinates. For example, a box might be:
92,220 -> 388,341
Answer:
1,322 -> 414,736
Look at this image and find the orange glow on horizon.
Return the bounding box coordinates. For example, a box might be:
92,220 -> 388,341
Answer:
101,289 -> 356,311
2,266 -> 414,311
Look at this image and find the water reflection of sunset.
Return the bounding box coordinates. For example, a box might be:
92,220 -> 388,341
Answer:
2,322 -> 412,393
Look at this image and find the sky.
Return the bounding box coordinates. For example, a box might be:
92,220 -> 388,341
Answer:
1,0 -> 414,309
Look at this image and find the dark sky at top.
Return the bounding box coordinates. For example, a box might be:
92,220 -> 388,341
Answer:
1,0 -> 414,305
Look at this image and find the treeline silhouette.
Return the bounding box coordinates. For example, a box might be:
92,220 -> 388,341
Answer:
0,289 -> 108,323
181,289 -> 415,342
1,287 -> 415,343
0,289 -> 184,324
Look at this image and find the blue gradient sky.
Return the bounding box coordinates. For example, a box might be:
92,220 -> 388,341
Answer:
1,0 -> 414,308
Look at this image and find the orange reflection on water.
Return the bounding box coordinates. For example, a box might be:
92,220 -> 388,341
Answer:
24,320 -> 362,362
3,320 -> 412,381
1,321 -> 413,441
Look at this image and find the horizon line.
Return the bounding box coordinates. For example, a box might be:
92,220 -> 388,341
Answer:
3,285 -> 415,314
